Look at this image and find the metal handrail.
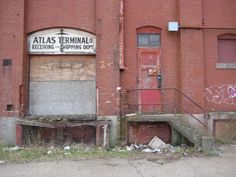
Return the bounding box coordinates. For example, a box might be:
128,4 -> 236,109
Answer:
176,89 -> 206,116
176,103 -> 207,127
121,88 -> 207,127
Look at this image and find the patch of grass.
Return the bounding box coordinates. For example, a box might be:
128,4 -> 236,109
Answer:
0,145 -> 137,163
215,138 -> 236,145
204,150 -> 219,157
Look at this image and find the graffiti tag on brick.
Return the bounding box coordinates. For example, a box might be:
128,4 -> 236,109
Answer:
205,84 -> 236,105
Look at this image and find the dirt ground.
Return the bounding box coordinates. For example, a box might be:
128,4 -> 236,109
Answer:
0,145 -> 236,177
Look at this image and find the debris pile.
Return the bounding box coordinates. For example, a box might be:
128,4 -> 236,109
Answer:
126,136 -> 191,156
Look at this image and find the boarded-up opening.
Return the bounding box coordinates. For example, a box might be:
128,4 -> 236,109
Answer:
128,122 -> 171,144
214,119 -> 236,141
29,55 -> 96,115
22,126 -> 96,146
218,34 -> 236,63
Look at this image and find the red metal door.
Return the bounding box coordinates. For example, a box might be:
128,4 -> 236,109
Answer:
138,48 -> 161,113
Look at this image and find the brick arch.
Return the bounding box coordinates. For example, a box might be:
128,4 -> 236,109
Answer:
136,26 -> 161,34
27,27 -> 96,36
218,33 -> 236,39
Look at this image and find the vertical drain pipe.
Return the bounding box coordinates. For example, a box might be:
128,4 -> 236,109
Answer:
119,0 -> 125,70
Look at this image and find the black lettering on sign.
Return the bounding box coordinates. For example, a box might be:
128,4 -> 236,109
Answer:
33,37 -> 39,44
51,37 -> 56,44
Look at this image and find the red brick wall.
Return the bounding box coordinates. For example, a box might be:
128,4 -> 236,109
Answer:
178,0 -> 205,112
24,0 -> 120,116
204,30 -> 236,112
121,0 -> 236,113
0,0 -> 25,117
26,0 -> 96,33
203,0 -> 236,28
96,0 -> 120,116
1,0 -> 236,118
203,0 -> 236,112
180,30 -> 205,112
179,0 -> 203,27
128,122 -> 171,144
64,126 -> 96,144
203,0 -> 236,111
121,0 -> 179,90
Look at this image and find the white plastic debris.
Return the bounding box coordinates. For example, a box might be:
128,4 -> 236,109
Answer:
126,144 -> 135,151
142,148 -> 155,153
134,144 -> 140,149
64,145 -> 70,150
64,152 -> 71,155
143,148 -> 161,153
168,145 -> 176,153
47,151 -> 52,154
3,146 -> 21,152
148,136 -> 166,149
0,161 -> 5,165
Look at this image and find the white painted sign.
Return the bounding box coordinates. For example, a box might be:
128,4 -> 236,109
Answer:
28,28 -> 96,55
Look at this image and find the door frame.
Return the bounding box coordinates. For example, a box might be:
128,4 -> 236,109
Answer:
136,26 -> 162,113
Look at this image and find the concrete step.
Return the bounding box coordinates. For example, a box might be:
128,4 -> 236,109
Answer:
126,113 -> 208,147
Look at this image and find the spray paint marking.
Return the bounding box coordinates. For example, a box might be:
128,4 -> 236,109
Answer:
205,84 -> 236,105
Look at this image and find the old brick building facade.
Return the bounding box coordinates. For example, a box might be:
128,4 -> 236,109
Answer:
0,0 -> 236,146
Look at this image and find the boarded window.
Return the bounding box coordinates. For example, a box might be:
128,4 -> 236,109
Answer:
218,34 -> 236,63
3,59 -> 12,66
138,34 -> 160,48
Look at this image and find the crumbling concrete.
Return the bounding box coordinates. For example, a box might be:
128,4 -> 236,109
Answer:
201,136 -> 215,153
0,117 -> 16,145
97,116 -> 120,147
207,112 -> 236,137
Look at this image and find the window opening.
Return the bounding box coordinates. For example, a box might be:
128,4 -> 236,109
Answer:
3,59 -> 12,66
218,34 -> 236,63
138,33 -> 160,48
6,104 -> 13,112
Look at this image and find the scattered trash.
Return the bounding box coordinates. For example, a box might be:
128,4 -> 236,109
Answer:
142,148 -> 157,153
47,151 -> 52,154
126,144 -> 135,151
49,146 -> 55,150
168,145 -> 176,153
64,146 -> 70,150
3,146 -> 22,152
125,136 -> 194,160
64,152 -> 71,155
0,161 -> 5,165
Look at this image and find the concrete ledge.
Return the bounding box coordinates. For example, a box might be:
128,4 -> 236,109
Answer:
0,117 -> 16,145
97,116 -> 120,147
202,136 -> 215,153
216,63 -> 236,69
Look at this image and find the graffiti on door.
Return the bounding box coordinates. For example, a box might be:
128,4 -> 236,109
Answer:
205,84 -> 236,105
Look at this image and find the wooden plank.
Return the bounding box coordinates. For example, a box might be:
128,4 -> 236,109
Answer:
16,119 -> 55,128
24,114 -> 96,121
30,55 -> 95,82
16,118 -> 109,128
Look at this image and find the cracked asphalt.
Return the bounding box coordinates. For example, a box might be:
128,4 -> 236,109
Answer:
1,145 -> 236,177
